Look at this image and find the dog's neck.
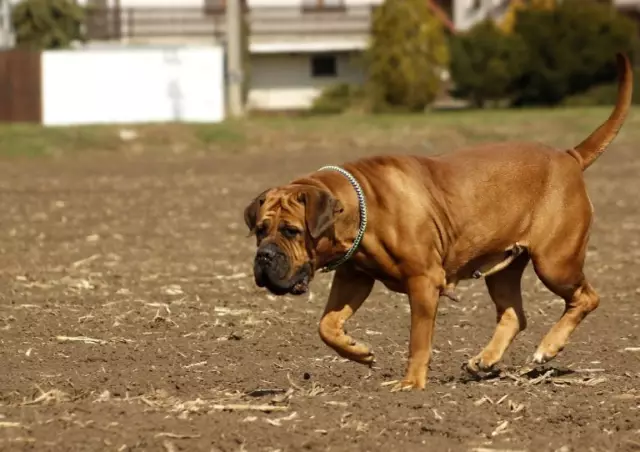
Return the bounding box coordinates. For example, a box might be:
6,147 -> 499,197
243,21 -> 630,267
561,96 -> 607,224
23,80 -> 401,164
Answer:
298,171 -> 364,271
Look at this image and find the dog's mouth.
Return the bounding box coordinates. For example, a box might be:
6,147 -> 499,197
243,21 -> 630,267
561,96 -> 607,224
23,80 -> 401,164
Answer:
255,261 -> 313,296
290,272 -> 310,295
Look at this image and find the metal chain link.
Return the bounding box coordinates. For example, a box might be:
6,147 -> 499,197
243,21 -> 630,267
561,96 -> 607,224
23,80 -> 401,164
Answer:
317,165 -> 368,272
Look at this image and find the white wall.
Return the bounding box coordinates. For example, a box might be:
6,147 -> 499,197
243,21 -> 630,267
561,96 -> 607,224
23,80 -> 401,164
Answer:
41,46 -> 225,126
453,0 -> 505,31
248,51 -> 364,110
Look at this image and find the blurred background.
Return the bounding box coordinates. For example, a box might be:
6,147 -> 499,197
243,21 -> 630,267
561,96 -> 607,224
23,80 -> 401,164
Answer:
0,0 -> 638,126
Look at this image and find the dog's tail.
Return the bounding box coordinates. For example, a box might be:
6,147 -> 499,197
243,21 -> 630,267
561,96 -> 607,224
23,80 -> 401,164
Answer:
571,53 -> 633,171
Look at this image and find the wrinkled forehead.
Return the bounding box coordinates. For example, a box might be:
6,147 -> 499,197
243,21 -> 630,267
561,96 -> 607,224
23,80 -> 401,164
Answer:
261,187 -> 305,221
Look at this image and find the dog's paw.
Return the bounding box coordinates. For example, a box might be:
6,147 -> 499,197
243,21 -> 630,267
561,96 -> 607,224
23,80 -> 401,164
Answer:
464,354 -> 498,376
388,369 -> 427,392
532,344 -> 564,365
389,377 -> 425,392
350,349 -> 376,366
531,350 -> 555,365
337,339 -> 375,366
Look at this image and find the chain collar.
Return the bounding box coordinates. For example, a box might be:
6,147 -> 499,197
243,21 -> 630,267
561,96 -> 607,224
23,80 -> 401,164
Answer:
316,165 -> 367,273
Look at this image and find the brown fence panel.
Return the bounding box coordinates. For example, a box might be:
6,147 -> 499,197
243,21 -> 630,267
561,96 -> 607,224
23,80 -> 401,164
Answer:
0,50 -> 42,124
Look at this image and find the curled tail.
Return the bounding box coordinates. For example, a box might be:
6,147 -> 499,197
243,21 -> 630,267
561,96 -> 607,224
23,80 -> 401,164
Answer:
571,53 -> 633,171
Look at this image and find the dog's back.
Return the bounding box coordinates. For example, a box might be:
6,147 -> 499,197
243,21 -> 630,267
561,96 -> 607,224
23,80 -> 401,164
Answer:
336,53 -> 632,281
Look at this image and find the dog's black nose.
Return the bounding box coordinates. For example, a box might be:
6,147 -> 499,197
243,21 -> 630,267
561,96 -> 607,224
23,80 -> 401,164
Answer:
256,246 -> 276,263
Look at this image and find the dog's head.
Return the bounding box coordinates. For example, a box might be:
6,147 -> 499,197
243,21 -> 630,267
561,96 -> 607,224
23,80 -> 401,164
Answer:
243,184 -> 344,296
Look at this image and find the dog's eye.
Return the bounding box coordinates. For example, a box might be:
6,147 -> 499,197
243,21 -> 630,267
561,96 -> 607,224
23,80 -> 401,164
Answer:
281,226 -> 301,239
255,224 -> 268,238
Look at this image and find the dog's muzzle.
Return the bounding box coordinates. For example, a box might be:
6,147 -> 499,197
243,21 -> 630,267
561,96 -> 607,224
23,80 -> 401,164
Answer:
253,243 -> 311,296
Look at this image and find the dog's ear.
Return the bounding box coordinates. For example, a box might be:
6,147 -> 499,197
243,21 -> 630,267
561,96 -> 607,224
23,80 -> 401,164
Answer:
243,189 -> 270,233
301,188 -> 344,239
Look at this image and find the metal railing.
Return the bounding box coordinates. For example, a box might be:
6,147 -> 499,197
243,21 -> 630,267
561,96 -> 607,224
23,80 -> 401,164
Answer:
84,5 -> 374,41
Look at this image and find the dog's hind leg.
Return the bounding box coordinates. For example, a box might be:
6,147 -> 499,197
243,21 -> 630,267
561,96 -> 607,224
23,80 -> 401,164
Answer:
319,267 -> 375,365
465,253 -> 530,375
529,203 -> 598,364
530,241 -> 599,364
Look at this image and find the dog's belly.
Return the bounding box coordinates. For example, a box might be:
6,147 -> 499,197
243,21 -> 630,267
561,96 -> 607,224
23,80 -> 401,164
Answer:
353,242 -> 526,295
448,245 -> 526,282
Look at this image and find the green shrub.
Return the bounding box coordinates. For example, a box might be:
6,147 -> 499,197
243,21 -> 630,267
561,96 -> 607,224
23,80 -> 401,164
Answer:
511,0 -> 638,106
449,20 -> 525,108
311,83 -> 366,114
11,0 -> 86,50
366,0 -> 449,112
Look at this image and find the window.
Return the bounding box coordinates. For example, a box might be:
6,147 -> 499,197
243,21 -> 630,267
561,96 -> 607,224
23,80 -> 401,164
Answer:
311,55 -> 337,77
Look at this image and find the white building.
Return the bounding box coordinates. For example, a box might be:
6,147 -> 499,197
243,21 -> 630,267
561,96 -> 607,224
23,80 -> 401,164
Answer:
0,0 -> 14,48
67,0 -> 455,111
8,0 -> 633,112
5,0 -> 635,111
614,0 -> 640,9
452,0 -> 508,31
452,0 -> 640,31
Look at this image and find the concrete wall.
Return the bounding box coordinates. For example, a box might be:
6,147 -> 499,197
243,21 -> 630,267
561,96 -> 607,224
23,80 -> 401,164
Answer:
247,51 -> 364,110
41,46 -> 225,126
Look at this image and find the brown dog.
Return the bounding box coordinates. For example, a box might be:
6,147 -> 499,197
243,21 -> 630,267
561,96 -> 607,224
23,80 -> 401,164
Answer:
243,53 -> 633,390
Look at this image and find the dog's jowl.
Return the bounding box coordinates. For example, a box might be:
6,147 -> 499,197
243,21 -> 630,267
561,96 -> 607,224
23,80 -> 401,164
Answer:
243,53 -> 633,391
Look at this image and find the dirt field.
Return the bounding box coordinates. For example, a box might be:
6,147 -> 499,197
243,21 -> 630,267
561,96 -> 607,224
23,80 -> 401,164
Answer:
0,110 -> 639,452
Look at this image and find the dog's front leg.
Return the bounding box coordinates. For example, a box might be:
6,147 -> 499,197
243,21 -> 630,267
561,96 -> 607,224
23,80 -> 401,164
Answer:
394,275 -> 440,391
318,267 -> 375,365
